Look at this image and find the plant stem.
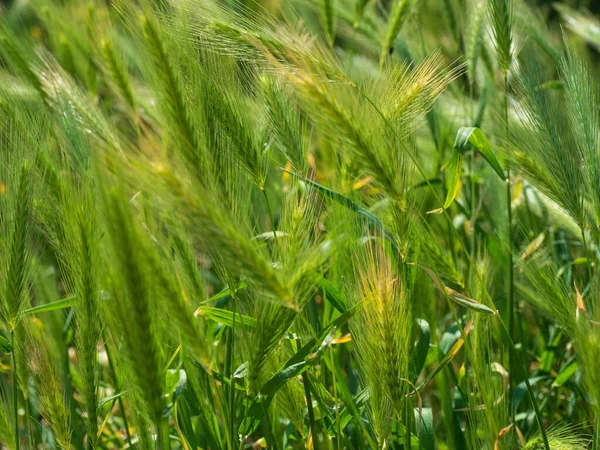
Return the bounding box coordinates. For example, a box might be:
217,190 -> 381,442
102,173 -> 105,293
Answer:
503,72 -> 516,439
260,402 -> 279,450
404,396 -> 412,450
470,151 -> 477,267
158,415 -> 170,450
582,228 -> 593,282
581,228 -> 597,449
469,75 -> 477,275
498,318 -> 550,450
24,396 -> 33,449
228,296 -> 238,448
302,372 -> 318,450
329,348 -> 341,450
594,412 -> 600,450
103,332 -> 133,447
11,329 -> 19,450
262,188 -> 277,240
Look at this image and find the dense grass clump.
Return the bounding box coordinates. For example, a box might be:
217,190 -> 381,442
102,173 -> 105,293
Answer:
1,0 -> 600,448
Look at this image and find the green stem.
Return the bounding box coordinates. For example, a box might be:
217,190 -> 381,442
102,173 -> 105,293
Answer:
498,318 -> 550,450
11,329 -> 19,450
594,411 -> 600,450
329,348 -> 341,450
470,151 -> 477,267
260,402 -> 279,450
103,332 -> 133,448
302,373 -> 318,450
158,415 -> 170,450
404,396 -> 412,450
582,227 -> 593,282
323,356 -> 378,449
469,76 -> 477,276
262,188 -> 277,239
581,228 -> 598,449
25,396 -> 33,449
503,72 -> 516,440
228,296 -> 238,448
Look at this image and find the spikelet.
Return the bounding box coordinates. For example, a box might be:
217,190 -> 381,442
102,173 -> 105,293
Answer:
465,0 -> 485,86
72,205 -> 101,448
141,14 -> 200,168
98,185 -> 166,427
28,317 -> 72,449
524,424 -> 589,449
381,0 -> 414,61
320,0 -> 336,44
489,0 -> 514,75
0,159 -> 33,330
262,77 -> 308,173
101,38 -> 136,111
347,237 -> 412,442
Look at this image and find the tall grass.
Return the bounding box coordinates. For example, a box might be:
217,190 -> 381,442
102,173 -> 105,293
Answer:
0,0 -> 598,448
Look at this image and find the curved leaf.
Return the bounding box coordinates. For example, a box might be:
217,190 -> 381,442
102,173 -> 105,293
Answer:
414,407 -> 434,450
410,318 -> 473,395
24,296 -> 76,315
411,263 -> 496,314
413,319 -> 430,377
194,306 -> 257,327
443,127 -> 506,209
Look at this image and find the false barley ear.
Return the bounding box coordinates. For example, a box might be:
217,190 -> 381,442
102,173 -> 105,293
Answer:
346,236 -> 413,443
0,0 -> 598,448
101,37 -> 136,113
0,160 -> 33,330
140,13 -> 201,168
381,0 -> 414,62
98,184 -> 167,433
28,317 -> 72,449
489,0 -> 514,76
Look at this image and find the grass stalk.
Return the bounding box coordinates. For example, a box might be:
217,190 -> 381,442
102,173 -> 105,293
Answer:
159,415 -> 170,450
261,187 -> 278,240
103,332 -> 133,448
595,413 -> 600,450
227,296 -> 238,449
498,317 -> 550,450
11,329 -> 19,450
404,396 -> 412,450
302,372 -> 318,450
503,72 -> 516,440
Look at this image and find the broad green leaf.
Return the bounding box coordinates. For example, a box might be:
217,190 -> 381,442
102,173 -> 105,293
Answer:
0,334 -> 13,353
98,391 -> 129,407
315,276 -> 346,313
514,376 -> 548,411
238,395 -> 273,437
572,257 -> 588,266
23,296 -> 76,315
410,318 -> 473,395
455,128 -> 505,179
194,306 -> 257,327
260,303 -> 361,396
290,172 -> 400,255
552,359 -> 578,387
413,319 -> 430,378
412,263 -> 496,314
260,328 -> 336,396
165,369 -> 187,401
443,147 -> 464,209
443,127 -> 506,209
206,281 -> 247,305
414,407 -> 434,450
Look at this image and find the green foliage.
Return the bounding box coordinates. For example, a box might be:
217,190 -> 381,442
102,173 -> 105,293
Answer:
0,0 -> 598,449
